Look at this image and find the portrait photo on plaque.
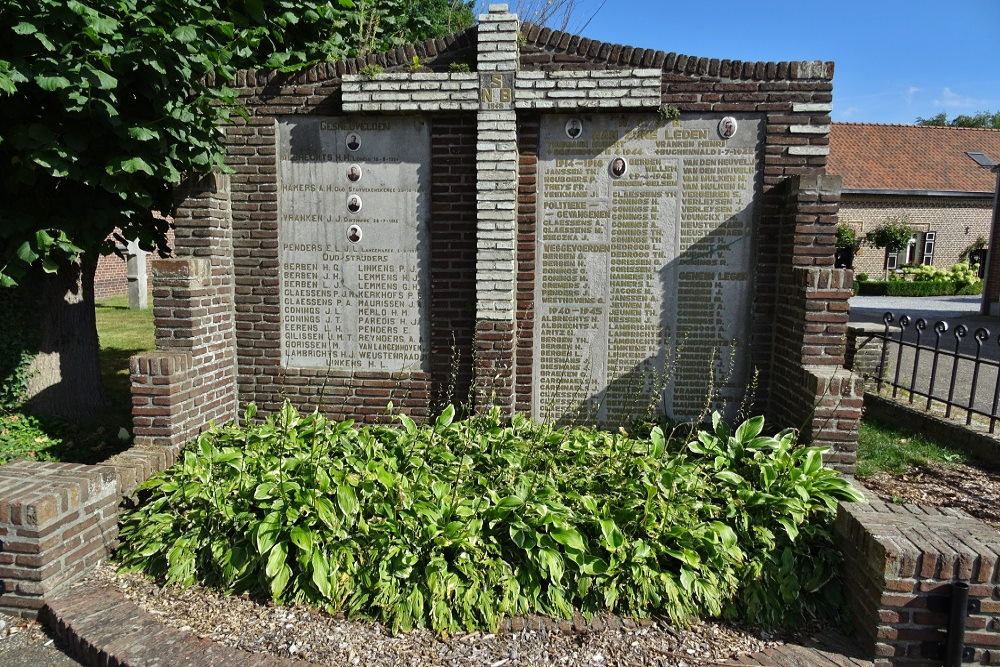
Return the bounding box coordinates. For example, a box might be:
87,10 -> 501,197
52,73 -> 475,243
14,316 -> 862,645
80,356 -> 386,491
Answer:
347,194 -> 363,213
718,117 -> 738,139
346,133 -> 361,151
347,164 -> 362,182
347,224 -> 363,244
609,157 -> 628,179
565,118 -> 583,139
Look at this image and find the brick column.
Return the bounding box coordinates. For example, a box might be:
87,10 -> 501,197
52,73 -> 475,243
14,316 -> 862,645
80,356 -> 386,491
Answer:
473,5 -> 519,412
769,175 -> 863,472
129,171 -> 238,460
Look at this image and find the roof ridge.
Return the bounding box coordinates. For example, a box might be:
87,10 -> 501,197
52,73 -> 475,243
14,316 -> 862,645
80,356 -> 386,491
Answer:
834,121 -> 1000,132
518,21 -> 833,81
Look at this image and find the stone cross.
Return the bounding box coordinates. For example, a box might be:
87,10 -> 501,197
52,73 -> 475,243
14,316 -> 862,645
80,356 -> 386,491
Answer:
341,4 -> 661,326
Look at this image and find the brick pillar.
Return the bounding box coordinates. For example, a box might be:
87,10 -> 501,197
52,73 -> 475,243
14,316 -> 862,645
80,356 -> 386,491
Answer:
769,175 -> 863,473
473,5 -> 519,413
981,167 -> 1000,315
129,172 -> 238,460
836,500 -> 1000,665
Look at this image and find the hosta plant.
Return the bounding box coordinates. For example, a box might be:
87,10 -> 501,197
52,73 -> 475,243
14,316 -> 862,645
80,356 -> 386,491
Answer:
117,403 -> 861,633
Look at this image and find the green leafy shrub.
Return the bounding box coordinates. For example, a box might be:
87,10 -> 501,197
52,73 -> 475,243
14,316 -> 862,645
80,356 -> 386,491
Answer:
858,262 -> 984,296
900,261 -> 981,287
0,287 -> 35,412
857,280 -> 958,296
855,273 -> 869,282
0,413 -> 63,464
689,414 -> 860,626
117,403 -> 860,633
835,224 -> 859,249
866,218 -> 914,252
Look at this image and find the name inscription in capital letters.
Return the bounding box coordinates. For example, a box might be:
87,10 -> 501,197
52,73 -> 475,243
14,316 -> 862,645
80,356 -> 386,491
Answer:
534,114 -> 760,424
277,116 -> 430,371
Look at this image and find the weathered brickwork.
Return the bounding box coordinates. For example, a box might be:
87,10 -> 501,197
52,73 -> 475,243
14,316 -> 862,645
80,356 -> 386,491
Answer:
844,323 -> 890,390
0,463 -> 118,617
129,173 -> 239,446
837,499 -> 1000,665
840,195 -> 993,277
762,176 -> 862,471
342,72 -> 479,112
512,69 -> 661,108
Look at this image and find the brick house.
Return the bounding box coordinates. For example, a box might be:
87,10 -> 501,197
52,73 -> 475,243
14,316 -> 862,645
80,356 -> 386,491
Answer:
828,123 -> 1000,277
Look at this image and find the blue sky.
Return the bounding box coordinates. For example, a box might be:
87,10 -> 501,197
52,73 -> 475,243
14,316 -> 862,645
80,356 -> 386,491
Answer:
512,0 -> 1000,125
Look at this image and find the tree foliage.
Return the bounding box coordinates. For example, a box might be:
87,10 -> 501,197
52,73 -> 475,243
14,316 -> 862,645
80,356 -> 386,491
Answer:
866,217 -> 914,253
916,110 -> 1000,129
0,0 -> 473,286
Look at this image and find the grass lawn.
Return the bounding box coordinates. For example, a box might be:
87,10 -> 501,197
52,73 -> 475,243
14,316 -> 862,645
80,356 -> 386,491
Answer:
95,294 -> 155,410
0,294 -> 154,465
855,416 -> 967,477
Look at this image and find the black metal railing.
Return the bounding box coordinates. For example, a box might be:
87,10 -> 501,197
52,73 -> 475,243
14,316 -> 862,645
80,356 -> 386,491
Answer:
874,312 -> 1000,432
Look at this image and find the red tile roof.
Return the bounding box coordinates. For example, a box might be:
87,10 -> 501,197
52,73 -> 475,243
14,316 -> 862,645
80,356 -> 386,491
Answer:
828,123 -> 1000,193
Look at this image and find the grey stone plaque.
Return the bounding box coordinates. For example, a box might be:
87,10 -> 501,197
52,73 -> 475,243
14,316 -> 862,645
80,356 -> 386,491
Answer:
533,114 -> 761,424
479,72 -> 514,111
277,116 -> 431,371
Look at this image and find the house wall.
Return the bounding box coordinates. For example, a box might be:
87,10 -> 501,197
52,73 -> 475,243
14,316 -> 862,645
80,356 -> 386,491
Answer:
838,194 -> 991,277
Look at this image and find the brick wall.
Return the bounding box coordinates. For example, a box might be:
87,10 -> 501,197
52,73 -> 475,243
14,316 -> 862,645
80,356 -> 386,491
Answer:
130,173 -> 239,448
839,195 -> 992,277
837,499 -> 1000,665
845,323 -> 891,390
128,12 -> 859,454
429,117 -> 478,410
0,463 -> 118,617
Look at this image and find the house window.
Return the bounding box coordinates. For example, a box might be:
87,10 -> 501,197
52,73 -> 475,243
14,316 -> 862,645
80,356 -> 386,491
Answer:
886,236 -> 919,271
905,235 -> 918,264
922,231 -> 936,265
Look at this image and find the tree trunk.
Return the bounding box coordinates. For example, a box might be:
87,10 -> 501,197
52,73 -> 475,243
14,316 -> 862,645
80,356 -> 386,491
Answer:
24,255 -> 108,418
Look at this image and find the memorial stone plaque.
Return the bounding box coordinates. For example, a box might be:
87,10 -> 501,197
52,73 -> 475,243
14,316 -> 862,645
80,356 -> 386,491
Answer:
534,114 -> 760,424
278,116 -> 431,371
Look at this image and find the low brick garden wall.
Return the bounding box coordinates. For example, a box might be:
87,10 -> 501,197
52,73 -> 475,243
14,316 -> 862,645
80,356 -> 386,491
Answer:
837,497 -> 1000,665
0,444 -> 181,618
2,442 -> 997,667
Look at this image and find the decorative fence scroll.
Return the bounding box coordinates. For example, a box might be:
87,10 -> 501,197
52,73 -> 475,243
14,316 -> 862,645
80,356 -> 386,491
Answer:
874,312 -> 1000,432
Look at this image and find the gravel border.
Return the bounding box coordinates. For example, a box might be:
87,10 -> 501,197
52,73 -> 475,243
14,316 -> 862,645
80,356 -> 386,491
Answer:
65,563 -> 869,667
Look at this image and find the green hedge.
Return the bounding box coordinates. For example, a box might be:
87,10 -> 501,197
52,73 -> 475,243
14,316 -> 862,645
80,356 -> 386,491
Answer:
855,280 -> 984,297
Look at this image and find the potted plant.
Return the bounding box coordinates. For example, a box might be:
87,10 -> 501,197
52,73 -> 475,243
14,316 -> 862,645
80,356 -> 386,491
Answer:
835,224 -> 861,269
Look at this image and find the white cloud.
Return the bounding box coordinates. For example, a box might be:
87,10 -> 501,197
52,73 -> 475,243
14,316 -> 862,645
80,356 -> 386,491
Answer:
905,86 -> 920,104
932,87 -> 982,109
838,106 -> 861,119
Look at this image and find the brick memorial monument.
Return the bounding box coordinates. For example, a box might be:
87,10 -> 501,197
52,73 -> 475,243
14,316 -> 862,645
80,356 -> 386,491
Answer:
10,8 -> 942,639
125,4 -> 862,463
3,11 -> 998,664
